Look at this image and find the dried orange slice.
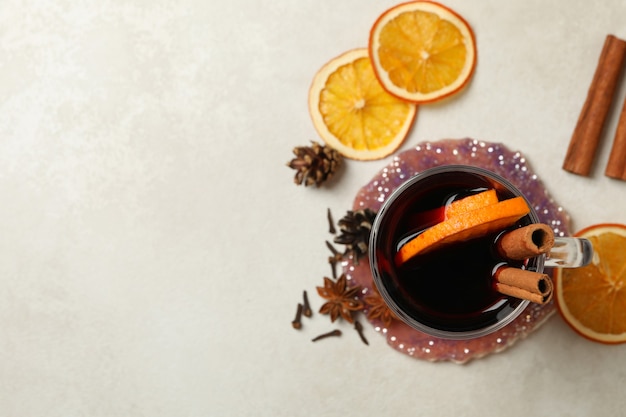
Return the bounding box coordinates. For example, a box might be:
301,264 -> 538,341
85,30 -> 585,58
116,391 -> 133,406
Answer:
396,196 -> 530,265
308,48 -> 417,160
369,1 -> 477,103
555,224 -> 626,344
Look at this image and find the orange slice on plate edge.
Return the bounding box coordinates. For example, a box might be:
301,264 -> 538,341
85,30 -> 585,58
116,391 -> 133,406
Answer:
369,1 -> 477,103
395,196 -> 530,265
308,48 -> 417,161
555,223 -> 626,344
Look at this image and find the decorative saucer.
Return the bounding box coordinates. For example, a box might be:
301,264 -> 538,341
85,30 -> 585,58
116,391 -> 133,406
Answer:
345,138 -> 570,364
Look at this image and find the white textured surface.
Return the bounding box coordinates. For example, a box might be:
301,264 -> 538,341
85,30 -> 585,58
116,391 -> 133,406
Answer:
1,0 -> 626,415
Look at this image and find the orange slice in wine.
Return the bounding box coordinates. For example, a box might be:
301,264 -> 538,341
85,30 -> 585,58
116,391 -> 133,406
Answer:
396,196 -> 530,265
445,189 -> 498,219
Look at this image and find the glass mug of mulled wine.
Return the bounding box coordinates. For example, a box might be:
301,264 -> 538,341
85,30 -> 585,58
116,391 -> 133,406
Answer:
369,165 -> 593,340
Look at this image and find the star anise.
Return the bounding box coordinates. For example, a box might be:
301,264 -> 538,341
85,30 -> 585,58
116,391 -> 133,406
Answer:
316,274 -> 364,323
364,287 -> 397,328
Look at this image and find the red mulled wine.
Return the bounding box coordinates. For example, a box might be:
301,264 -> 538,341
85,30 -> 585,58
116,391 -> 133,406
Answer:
370,166 -> 540,338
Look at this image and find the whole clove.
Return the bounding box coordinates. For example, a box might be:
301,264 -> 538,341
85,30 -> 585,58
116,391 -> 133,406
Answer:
311,329 -> 342,342
354,320 -> 369,345
325,240 -> 343,279
327,208 -> 336,234
292,303 -> 303,329
302,290 -> 312,318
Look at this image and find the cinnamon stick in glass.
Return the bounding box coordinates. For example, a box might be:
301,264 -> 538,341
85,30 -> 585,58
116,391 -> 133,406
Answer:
496,283 -> 552,305
497,223 -> 555,260
605,96 -> 626,180
494,267 -> 553,305
563,34 -> 626,176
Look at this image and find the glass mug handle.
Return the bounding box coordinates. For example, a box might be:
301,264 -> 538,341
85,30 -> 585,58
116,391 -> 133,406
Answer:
544,237 -> 594,268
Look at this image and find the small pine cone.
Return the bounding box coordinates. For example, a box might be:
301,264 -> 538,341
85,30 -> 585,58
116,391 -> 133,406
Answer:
287,141 -> 342,187
333,208 -> 377,264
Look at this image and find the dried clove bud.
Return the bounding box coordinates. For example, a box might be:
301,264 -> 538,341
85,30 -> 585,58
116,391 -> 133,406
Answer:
325,240 -> 343,279
327,208 -> 336,234
302,290 -> 312,318
292,303 -> 303,329
311,329 -> 342,342
354,320 -> 369,345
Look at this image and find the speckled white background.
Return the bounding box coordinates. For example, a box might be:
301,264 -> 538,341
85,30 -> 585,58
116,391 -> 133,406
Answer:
1,0 -> 626,415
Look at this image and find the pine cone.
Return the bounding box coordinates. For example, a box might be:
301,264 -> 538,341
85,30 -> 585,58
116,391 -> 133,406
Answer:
333,208 -> 377,264
287,141 -> 342,187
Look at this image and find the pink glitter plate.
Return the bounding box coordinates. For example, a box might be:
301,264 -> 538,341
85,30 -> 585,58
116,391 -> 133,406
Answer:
345,138 -> 571,364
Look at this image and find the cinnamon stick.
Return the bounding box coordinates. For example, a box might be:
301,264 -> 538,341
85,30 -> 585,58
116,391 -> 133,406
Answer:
605,95 -> 626,180
563,34 -> 626,176
496,283 -> 552,305
494,267 -> 553,305
497,224 -> 555,260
